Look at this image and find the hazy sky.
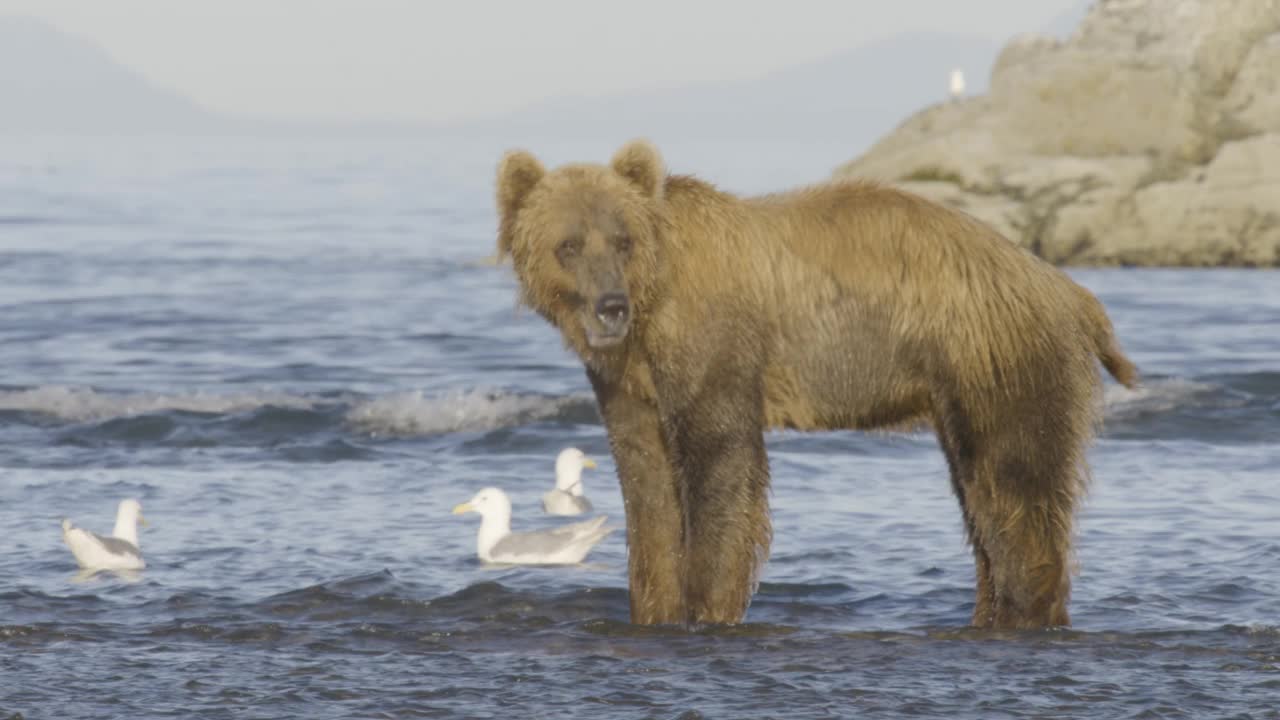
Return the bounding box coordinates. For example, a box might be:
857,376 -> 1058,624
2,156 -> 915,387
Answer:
0,0 -> 1078,123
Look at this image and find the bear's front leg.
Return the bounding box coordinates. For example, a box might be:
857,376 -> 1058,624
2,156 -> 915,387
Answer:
665,382 -> 773,625
587,369 -> 687,625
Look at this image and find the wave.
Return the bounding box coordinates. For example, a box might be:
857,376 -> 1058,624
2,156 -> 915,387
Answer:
0,385 -> 319,423
0,385 -> 599,453
347,388 -> 595,437
7,573 -> 1276,720
242,570 -> 1280,640
1103,376 -> 1228,416
1100,373 -> 1279,443
0,373 -> 1273,450
10,573 -> 1277,645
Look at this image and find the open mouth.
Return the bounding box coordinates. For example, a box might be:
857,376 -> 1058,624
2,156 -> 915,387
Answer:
582,293 -> 630,348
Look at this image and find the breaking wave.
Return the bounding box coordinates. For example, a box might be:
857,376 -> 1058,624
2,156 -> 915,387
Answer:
0,373 -> 1272,448
0,384 -> 319,423
346,388 -> 596,436
0,385 -> 600,451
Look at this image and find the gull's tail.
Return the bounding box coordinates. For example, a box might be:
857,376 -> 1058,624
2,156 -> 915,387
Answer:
553,515 -> 609,537
575,521 -> 616,550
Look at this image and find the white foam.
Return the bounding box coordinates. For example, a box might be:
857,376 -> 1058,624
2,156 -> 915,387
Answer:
8,379 -> 1188,436
1103,377 -> 1226,418
0,385 -> 316,423
0,384 -> 587,435
346,388 -> 581,436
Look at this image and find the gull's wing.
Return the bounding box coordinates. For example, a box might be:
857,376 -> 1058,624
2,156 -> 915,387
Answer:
488,516 -> 612,561
545,515 -> 607,537
91,532 -> 142,559
489,528 -> 576,559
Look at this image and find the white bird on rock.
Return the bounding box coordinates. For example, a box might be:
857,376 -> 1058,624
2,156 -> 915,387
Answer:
949,68 -> 966,100
453,487 -> 613,565
62,498 -> 147,571
541,447 -> 598,516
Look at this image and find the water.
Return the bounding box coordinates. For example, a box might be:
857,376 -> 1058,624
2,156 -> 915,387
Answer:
1,136 -> 1278,719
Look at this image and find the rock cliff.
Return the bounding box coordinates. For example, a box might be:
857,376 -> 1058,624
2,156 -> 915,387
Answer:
834,0 -> 1280,266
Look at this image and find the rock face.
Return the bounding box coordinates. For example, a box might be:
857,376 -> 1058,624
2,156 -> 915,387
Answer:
834,0 -> 1280,266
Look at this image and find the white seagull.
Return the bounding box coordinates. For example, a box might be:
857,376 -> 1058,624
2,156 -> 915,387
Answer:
453,487 -> 613,565
542,447 -> 598,516
949,68 -> 966,100
62,498 -> 147,571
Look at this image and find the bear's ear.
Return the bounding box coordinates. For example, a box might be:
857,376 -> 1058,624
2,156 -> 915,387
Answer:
495,150 -> 546,260
610,139 -> 665,200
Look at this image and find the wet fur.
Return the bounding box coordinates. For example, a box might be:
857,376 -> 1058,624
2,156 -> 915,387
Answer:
495,140 -> 1138,629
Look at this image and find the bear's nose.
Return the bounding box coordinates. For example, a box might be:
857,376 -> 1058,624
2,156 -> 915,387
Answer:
595,293 -> 630,328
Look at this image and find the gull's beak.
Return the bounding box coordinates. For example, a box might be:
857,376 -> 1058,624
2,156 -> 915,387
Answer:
583,457 -> 598,469
452,502 -> 474,515
138,514 -> 149,528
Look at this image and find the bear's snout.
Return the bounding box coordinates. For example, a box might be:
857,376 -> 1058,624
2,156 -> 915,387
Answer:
583,292 -> 630,348
594,293 -> 630,329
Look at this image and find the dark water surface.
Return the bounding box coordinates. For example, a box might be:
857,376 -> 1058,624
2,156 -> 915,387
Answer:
1,137 -> 1278,719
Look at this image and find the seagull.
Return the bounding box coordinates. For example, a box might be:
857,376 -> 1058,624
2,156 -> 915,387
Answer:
542,447 -> 598,516
62,498 -> 147,571
949,68 -> 966,100
453,487 -> 613,565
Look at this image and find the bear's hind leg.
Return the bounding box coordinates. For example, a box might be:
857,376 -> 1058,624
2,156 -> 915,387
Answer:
935,406 -> 998,628
970,429 -> 1083,629
984,506 -> 1072,629
970,540 -> 998,628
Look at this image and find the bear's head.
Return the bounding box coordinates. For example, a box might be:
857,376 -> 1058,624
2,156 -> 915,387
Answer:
495,140 -> 666,354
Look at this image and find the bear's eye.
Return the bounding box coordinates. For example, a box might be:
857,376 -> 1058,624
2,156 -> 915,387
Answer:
614,234 -> 632,254
556,237 -> 583,263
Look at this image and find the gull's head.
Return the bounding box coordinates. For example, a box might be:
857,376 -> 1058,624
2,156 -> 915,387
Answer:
554,447 -> 597,493
452,487 -> 512,521
118,498 -> 147,528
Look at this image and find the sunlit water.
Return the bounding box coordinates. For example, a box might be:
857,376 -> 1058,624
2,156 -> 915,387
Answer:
1,136 -> 1277,719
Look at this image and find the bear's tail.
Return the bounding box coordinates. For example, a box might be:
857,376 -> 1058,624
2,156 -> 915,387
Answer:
1098,341 -> 1139,389
1077,287 -> 1139,389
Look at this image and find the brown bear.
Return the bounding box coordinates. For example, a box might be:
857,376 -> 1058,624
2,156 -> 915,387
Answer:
494,139 -> 1138,630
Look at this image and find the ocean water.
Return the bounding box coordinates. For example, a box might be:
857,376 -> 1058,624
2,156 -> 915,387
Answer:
1,135 -> 1277,719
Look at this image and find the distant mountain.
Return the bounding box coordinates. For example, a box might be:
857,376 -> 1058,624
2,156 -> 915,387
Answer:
0,13 -> 1005,147
452,32 -> 1001,148
0,15 -> 228,133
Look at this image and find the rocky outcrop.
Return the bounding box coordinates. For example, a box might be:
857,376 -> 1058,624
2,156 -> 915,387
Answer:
834,0 -> 1280,266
